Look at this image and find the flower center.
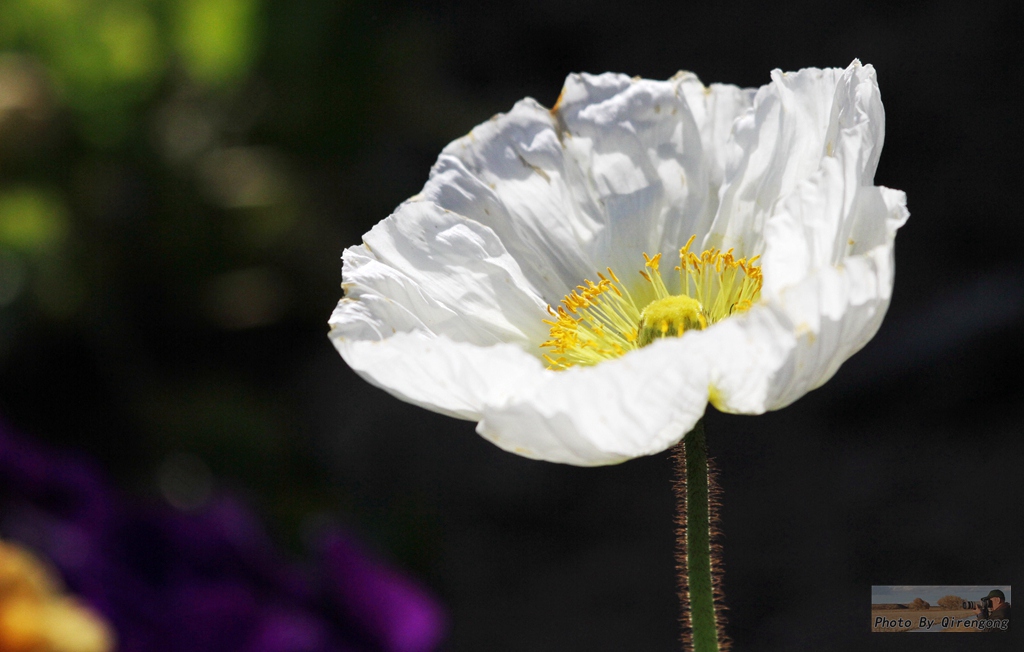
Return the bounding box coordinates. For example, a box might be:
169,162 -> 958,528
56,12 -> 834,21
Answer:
541,235 -> 762,370
636,295 -> 706,347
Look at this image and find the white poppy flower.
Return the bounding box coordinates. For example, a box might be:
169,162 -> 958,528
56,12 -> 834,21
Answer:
329,60 -> 909,466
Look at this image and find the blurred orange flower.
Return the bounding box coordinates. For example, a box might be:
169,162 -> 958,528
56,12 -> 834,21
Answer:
0,540 -> 114,652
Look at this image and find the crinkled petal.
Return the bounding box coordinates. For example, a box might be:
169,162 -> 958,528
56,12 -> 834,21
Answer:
553,73 -> 713,276
708,61 -> 881,258
338,201 -> 550,348
758,61 -> 889,293
329,200 -> 555,420
676,75 -> 758,189
420,72 -> 754,304
421,98 -> 595,302
700,61 -> 909,416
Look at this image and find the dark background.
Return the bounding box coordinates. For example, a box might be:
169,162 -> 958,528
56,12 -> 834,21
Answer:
0,0 -> 1021,650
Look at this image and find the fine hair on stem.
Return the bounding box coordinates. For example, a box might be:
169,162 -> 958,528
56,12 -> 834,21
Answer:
672,420 -> 730,651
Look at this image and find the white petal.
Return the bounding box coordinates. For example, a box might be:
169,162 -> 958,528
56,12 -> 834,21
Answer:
475,298 -> 797,466
762,187 -> 908,408
709,61 -> 881,258
420,72 -> 746,304
564,74 -> 714,272
422,98 -> 596,302
331,329 -> 543,422
707,183 -> 907,415
337,200 -> 550,348
764,247 -> 893,409
675,74 -> 758,188
729,58 -> 908,410
328,200 -> 556,421
478,335 -> 714,466
700,305 -> 799,413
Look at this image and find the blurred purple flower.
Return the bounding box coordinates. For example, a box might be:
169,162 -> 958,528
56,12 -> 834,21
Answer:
0,418 -> 447,652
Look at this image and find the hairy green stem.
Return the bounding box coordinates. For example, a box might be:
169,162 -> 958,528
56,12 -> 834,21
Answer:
673,419 -> 726,651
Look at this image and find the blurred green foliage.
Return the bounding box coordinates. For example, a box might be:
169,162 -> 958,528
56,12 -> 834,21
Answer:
174,0 -> 260,86
0,186 -> 67,251
0,0 -> 261,143
0,0 -> 454,566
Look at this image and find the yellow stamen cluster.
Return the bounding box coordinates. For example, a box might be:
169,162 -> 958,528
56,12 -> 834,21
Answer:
541,268 -> 643,369
541,235 -> 762,369
677,235 -> 763,322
